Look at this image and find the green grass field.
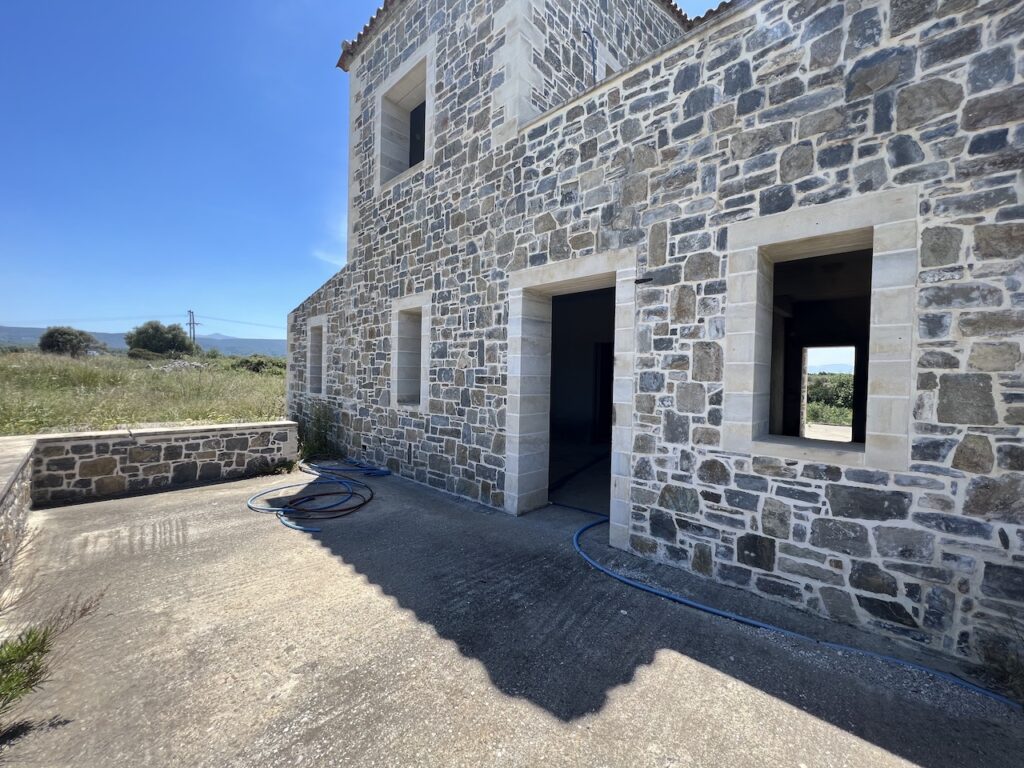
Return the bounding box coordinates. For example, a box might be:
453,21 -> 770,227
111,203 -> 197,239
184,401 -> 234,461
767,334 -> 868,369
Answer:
0,351 -> 286,436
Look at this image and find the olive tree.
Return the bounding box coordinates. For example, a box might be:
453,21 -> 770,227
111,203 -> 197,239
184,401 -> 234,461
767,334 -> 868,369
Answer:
38,326 -> 99,357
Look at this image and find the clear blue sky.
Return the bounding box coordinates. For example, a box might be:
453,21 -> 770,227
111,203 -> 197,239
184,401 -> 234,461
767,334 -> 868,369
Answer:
1,1 -> 714,340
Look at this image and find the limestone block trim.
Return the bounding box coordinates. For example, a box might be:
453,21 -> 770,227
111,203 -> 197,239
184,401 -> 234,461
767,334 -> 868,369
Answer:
506,249 -> 637,548
493,0 -> 546,139
0,445 -> 32,575
724,188 -> 919,471
307,314 -> 327,398
390,292 -> 432,413
375,38 -> 437,193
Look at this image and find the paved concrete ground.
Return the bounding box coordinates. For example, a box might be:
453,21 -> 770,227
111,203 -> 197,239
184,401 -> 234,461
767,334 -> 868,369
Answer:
804,424 -> 854,443
5,471 -> 1022,767
0,436 -> 34,487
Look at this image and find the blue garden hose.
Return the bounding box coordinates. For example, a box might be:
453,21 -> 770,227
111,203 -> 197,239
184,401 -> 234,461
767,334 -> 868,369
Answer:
249,463 -> 1021,712
246,457 -> 390,532
566,509 -> 1023,713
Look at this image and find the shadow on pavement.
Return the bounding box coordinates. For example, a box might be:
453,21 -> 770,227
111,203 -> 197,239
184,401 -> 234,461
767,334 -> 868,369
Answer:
302,473 -> 1022,768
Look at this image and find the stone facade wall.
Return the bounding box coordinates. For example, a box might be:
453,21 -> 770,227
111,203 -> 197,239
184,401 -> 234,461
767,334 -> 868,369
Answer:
291,0 -> 1024,665
529,0 -> 685,112
0,452 -> 32,576
31,422 -> 298,507
289,0 -> 685,502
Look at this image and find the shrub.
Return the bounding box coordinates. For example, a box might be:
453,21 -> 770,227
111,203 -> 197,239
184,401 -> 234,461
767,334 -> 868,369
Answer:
124,321 -> 195,356
806,402 -> 853,426
127,347 -> 164,361
807,373 -> 854,410
231,355 -> 286,375
300,400 -> 335,459
37,327 -> 98,357
0,534 -> 102,734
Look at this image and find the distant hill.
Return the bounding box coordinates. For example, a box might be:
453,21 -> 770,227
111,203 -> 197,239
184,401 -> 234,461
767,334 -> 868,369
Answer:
0,325 -> 286,358
809,364 -> 854,374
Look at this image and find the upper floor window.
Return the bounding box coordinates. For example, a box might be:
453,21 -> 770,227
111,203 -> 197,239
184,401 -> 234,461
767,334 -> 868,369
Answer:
380,57 -> 428,186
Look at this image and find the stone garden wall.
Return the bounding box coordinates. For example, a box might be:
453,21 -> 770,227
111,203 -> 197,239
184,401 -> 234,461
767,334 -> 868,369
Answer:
290,0 -> 1024,666
30,422 -> 298,507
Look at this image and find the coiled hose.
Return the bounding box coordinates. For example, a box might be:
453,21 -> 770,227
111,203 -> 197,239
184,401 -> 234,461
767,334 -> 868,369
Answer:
246,457 -> 390,532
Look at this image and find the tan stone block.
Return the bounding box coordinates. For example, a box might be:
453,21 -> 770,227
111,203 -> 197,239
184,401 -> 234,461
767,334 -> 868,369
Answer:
94,476 -> 126,496
78,457 -> 117,478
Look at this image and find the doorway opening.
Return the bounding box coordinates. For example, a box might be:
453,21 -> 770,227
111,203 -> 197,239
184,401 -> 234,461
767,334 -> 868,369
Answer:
547,288 -> 615,515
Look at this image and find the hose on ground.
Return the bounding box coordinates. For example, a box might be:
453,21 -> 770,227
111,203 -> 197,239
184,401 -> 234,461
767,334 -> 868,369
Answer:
249,465 -> 1021,712
246,457 -> 390,532
561,505 -> 1023,713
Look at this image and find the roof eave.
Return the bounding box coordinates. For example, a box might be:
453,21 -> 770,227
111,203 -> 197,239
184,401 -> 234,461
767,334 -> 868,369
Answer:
335,0 -> 700,74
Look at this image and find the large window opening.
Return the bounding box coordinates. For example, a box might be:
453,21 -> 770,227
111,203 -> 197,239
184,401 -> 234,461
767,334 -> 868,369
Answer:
548,288 -> 615,514
308,324 -> 324,396
769,251 -> 871,444
380,58 -> 427,186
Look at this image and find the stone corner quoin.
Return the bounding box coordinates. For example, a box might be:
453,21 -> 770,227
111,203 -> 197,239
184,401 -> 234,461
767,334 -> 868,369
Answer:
288,0 -> 1024,667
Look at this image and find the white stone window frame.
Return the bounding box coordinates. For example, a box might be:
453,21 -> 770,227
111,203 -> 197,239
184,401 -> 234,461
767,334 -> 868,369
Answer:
596,42 -> 621,82
506,248 -> 636,550
307,315 -> 328,398
375,40 -> 436,192
723,187 -> 919,472
390,292 -> 432,413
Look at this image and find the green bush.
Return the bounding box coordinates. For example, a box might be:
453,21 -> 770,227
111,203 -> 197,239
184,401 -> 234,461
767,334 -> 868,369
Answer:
300,400 -> 335,459
127,347 -> 164,361
231,354 -> 286,375
806,402 -> 853,426
38,327 -> 99,357
807,373 -> 854,410
124,321 -> 195,356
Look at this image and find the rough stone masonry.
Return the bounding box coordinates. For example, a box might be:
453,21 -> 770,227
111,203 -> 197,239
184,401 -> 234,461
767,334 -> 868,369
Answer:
289,0 -> 1024,668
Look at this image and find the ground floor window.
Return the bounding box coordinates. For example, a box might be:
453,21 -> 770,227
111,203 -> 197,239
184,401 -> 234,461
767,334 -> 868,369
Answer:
308,322 -> 324,395
723,187 -> 918,471
769,250 -> 871,445
391,293 -> 431,411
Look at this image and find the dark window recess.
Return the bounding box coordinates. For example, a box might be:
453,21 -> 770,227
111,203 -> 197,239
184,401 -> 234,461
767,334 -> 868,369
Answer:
769,250 -> 872,444
409,101 -> 426,168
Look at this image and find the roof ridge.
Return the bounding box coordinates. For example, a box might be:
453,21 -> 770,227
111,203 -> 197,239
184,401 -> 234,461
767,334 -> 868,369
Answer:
336,0 -> 734,72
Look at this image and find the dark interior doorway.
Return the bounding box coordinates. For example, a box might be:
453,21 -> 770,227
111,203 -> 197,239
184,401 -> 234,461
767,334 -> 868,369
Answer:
548,288 -> 615,515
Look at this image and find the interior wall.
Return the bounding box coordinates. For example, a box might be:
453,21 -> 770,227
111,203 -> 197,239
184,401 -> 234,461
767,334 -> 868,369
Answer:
550,288 -> 615,442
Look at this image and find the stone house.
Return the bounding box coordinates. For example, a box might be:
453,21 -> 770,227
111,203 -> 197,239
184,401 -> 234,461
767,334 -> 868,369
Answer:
289,0 -> 1024,668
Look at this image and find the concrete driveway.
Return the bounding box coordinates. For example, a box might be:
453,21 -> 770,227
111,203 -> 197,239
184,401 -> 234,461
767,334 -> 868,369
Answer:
5,471 -> 1021,767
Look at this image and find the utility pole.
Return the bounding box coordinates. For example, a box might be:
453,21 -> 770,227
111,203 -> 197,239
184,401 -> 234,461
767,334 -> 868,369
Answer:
186,310 -> 200,345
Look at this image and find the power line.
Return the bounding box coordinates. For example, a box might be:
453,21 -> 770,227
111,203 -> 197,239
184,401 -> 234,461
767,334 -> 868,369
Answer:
195,315 -> 285,330
1,314 -> 184,325
2,312 -> 284,333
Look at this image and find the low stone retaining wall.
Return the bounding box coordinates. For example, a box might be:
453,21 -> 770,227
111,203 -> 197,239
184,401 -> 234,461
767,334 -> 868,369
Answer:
0,451 -> 32,573
30,422 -> 298,507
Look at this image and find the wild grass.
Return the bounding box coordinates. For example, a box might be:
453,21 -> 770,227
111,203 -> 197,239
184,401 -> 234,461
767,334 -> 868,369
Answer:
0,351 -> 285,436
0,532 -> 103,747
806,402 -> 854,427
